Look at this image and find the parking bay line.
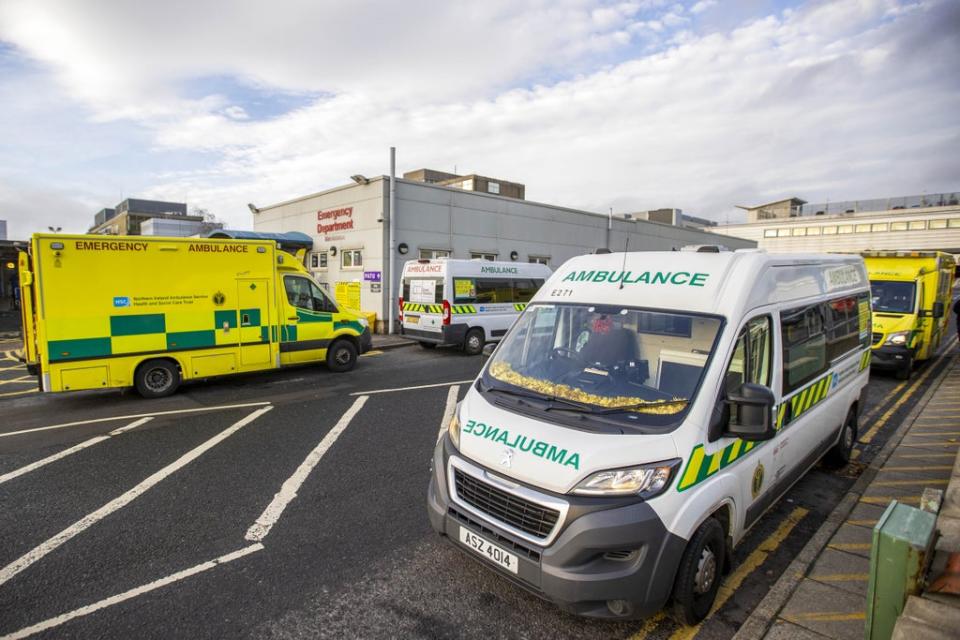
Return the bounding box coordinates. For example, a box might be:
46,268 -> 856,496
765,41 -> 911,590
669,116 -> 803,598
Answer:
0,417 -> 153,486
245,396 -> 368,542
350,380 -> 474,396
0,401 -> 273,439
0,543 -> 264,640
0,406 -> 273,589
438,385 -> 460,443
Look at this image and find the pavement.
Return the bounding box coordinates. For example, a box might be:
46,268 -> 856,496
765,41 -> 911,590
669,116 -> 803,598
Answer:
735,341 -> 960,640
0,336 -> 954,639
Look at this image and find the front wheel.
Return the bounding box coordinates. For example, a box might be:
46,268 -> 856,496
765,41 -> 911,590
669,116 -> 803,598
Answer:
463,329 -> 484,356
327,339 -> 358,373
134,359 -> 181,398
895,356 -> 913,380
670,517 -> 725,626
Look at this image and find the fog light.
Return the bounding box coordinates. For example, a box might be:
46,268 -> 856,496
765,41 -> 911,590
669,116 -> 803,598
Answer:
607,599 -> 632,616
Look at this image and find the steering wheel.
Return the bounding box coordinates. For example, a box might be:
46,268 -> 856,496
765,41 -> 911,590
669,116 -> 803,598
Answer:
552,347 -> 588,364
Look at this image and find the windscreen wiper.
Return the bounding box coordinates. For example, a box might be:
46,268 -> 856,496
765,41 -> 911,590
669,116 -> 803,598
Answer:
589,399 -> 688,414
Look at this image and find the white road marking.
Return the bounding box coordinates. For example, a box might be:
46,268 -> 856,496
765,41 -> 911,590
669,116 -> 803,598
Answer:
438,385 -> 460,443
350,379 -> 474,396
0,406 -> 272,589
0,401 -> 272,439
245,396 -> 368,542
0,417 -> 153,486
0,543 -> 264,640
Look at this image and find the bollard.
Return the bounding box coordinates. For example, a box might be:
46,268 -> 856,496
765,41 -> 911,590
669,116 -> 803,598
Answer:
865,500 -> 937,640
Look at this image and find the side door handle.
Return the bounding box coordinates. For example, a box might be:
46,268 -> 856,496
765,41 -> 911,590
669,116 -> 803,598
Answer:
287,316 -> 299,322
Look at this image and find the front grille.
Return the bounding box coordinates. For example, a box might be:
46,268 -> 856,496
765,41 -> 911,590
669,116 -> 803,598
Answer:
454,469 -> 560,540
872,332 -> 883,346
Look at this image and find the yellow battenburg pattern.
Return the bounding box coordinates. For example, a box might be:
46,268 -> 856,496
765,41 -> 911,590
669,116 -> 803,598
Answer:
677,369 -> 839,492
402,302 -> 479,314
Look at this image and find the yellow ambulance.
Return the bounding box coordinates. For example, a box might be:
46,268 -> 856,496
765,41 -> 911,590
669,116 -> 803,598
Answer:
862,250 -> 956,379
18,234 -> 371,397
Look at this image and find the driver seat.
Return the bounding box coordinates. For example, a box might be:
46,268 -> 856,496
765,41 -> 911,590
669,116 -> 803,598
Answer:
581,328 -> 640,365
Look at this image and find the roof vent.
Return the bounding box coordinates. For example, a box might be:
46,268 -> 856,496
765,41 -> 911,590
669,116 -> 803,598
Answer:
681,244 -> 729,253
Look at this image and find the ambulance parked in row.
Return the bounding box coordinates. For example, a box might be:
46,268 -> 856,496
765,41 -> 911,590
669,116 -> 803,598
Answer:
862,250 -> 956,379
400,258 -> 552,354
18,234 -> 371,398
427,248 -> 871,624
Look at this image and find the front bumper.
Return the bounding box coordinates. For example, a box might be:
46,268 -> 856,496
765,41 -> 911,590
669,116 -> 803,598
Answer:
426,434 -> 685,619
359,328 -> 373,353
870,345 -> 914,371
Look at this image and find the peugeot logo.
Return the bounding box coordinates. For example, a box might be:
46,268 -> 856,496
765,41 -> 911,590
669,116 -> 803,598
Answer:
500,448 -> 513,468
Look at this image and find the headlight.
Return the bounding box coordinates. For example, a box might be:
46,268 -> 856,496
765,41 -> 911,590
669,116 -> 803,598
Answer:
571,459 -> 680,498
885,331 -> 910,346
448,412 -> 461,449
357,317 -> 368,328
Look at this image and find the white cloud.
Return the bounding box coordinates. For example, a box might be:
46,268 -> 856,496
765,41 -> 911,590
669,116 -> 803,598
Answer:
690,0 -> 716,14
0,0 -> 957,236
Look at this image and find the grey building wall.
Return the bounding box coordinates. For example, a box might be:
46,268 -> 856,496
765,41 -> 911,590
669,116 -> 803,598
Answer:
0,220 -> 6,241
254,177 -> 755,332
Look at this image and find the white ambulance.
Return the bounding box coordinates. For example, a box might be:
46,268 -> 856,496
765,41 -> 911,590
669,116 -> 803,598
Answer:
400,258 -> 552,354
427,248 -> 871,623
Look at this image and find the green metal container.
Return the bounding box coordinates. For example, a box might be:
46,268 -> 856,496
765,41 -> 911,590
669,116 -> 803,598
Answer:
865,500 -> 937,640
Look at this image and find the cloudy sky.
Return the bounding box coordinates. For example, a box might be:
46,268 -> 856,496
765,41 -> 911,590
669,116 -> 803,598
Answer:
0,0 -> 957,238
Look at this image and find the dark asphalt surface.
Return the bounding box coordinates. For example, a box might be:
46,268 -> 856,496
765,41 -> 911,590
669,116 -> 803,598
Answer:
0,335 -> 954,640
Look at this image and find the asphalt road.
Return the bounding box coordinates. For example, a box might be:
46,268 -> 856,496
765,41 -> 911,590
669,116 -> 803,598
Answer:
0,336 -> 954,640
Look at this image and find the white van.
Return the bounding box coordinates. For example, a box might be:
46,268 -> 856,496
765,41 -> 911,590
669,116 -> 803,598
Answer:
400,258 -> 552,354
427,249 -> 871,623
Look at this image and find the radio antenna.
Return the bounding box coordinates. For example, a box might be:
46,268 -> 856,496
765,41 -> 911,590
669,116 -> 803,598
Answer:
619,236 -> 630,290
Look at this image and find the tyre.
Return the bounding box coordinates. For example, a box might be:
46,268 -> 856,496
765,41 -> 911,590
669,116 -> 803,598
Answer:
824,406 -> 858,468
327,339 -> 358,373
895,356 -> 913,380
134,359 -> 181,398
463,328 -> 484,356
419,341 -> 437,350
670,517 -> 725,626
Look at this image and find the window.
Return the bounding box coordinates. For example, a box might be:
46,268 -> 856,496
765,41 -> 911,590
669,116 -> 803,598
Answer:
725,316 -> 772,402
929,219 -> 948,230
871,223 -> 888,232
891,221 -> 908,231
341,249 -> 362,268
855,224 -> 872,233
822,226 -> 837,235
419,248 -> 450,259
948,219 -> 960,229
310,252 -> 328,269
403,278 -> 442,304
838,225 -> 854,234
777,228 -> 791,237
488,182 -> 500,195
764,229 -> 778,238
460,179 -> 474,191
470,252 -> 497,261
781,304 -> 827,394
529,256 -> 550,265
807,227 -> 822,236
792,227 -> 807,236
825,296 -> 860,360
908,220 -> 926,231
284,275 -> 338,313
453,278 -> 545,303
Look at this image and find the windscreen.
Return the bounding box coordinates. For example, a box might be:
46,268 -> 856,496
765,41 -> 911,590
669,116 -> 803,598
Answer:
870,280 -> 916,314
483,303 -> 723,428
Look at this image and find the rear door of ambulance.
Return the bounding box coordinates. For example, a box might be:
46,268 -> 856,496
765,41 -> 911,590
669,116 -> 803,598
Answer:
402,267 -> 445,340
17,247 -> 40,377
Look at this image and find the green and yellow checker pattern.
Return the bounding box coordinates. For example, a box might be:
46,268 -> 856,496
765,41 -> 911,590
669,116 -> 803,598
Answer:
402,302 -> 479,314
859,349 -> 871,371
46,309 -> 266,362
676,370 -> 838,492
514,303 -> 528,312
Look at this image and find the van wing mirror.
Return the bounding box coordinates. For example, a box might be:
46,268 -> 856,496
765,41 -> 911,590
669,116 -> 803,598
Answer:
932,301 -> 945,319
725,383 -> 776,441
